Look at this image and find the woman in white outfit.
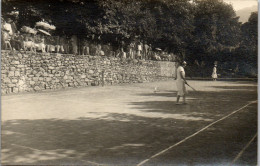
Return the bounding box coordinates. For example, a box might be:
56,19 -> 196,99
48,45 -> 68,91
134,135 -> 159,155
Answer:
176,61 -> 187,104
212,65 -> 217,81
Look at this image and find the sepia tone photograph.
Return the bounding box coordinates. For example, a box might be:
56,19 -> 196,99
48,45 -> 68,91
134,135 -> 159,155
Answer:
1,0 -> 258,165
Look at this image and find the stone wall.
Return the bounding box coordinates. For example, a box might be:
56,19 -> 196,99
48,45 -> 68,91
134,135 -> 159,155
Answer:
1,50 -> 175,94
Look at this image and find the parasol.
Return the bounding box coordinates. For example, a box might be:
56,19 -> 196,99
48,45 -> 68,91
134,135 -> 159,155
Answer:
21,26 -> 37,35
38,29 -> 51,36
35,21 -> 56,30
155,48 -> 162,51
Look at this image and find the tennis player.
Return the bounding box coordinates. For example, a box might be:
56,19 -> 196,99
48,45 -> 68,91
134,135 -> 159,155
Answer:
175,61 -> 187,105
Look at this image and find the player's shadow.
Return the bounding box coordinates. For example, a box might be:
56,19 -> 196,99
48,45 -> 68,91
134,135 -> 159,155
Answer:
138,91 -> 177,97
129,85 -> 257,121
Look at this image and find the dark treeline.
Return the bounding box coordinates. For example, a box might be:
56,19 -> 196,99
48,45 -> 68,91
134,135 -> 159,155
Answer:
2,0 -> 258,77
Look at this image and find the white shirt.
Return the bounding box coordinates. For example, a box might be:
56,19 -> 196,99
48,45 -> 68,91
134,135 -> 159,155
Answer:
138,45 -> 142,51
3,23 -> 13,35
177,66 -> 185,80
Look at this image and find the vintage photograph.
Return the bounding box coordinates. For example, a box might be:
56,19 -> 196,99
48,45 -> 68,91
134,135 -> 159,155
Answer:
1,0 -> 258,165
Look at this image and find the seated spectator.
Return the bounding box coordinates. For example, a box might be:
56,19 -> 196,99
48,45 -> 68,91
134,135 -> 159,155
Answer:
55,36 -> 61,53
122,51 -> 126,59
23,33 -> 36,52
10,31 -> 23,50
82,40 -> 90,55
100,50 -> 105,56
46,36 -> 56,53
89,43 -> 96,56
9,18 -> 17,35
35,34 -> 46,52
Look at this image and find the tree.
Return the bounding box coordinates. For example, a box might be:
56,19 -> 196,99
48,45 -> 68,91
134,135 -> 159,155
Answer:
234,11 -> 258,75
188,0 -> 241,64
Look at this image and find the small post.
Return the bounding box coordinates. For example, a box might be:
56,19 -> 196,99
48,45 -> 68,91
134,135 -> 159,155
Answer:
102,70 -> 105,87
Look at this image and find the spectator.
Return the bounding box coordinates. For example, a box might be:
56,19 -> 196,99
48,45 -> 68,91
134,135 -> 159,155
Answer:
35,34 -> 46,52
147,44 -> 152,60
55,36 -> 61,53
103,43 -> 111,56
3,18 -> 13,36
59,35 -> 66,53
137,41 -> 142,59
129,42 -> 135,59
144,42 -> 149,60
2,28 -> 12,50
212,64 -> 218,81
71,35 -> 78,55
88,42 -> 92,55
82,40 -> 90,55
11,31 -> 23,50
96,43 -> 102,56
9,18 -> 17,34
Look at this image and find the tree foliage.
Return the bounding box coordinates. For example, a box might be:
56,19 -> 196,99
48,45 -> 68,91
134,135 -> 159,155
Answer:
2,0 -> 258,75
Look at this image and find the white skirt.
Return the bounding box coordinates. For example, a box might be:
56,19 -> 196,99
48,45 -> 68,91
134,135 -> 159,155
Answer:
212,73 -> 218,78
176,79 -> 186,96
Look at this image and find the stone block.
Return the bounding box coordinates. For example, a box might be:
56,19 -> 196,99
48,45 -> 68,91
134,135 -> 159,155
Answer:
13,87 -> 19,93
10,67 -> 16,71
36,73 -> 41,77
3,78 -> 11,83
11,61 -> 20,65
30,70 -> 36,75
1,89 -> 7,94
8,71 -> 15,77
15,71 -> 20,76
12,79 -> 18,83
8,83 -> 16,87
69,82 -> 74,87
45,77 -> 52,82
17,65 -> 25,68
39,77 -> 44,81
8,88 -> 12,93
33,77 -> 39,81
30,81 -> 35,85
34,86 -> 41,91
81,75 -> 86,79
1,70 -> 7,74
43,72 -> 49,77
63,75 -> 68,80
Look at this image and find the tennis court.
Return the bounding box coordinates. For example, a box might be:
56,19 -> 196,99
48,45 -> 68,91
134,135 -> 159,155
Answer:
1,79 -> 257,165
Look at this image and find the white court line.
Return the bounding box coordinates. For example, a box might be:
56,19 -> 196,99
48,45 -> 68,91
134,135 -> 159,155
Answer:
137,100 -> 257,166
230,133 -> 257,166
10,143 -> 103,166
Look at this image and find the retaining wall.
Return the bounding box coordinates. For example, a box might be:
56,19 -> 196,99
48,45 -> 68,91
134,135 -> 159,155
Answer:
1,50 -> 175,94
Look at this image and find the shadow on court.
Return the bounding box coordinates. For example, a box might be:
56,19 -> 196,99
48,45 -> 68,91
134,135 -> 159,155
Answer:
2,113 -> 213,165
1,83 -> 257,165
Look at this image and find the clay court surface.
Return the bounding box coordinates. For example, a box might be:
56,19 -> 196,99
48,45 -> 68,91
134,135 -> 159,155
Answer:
1,80 -> 257,165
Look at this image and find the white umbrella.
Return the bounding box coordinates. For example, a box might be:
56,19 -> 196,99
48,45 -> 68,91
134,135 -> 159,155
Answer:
35,21 -> 56,30
21,26 -> 37,35
38,29 -> 51,36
